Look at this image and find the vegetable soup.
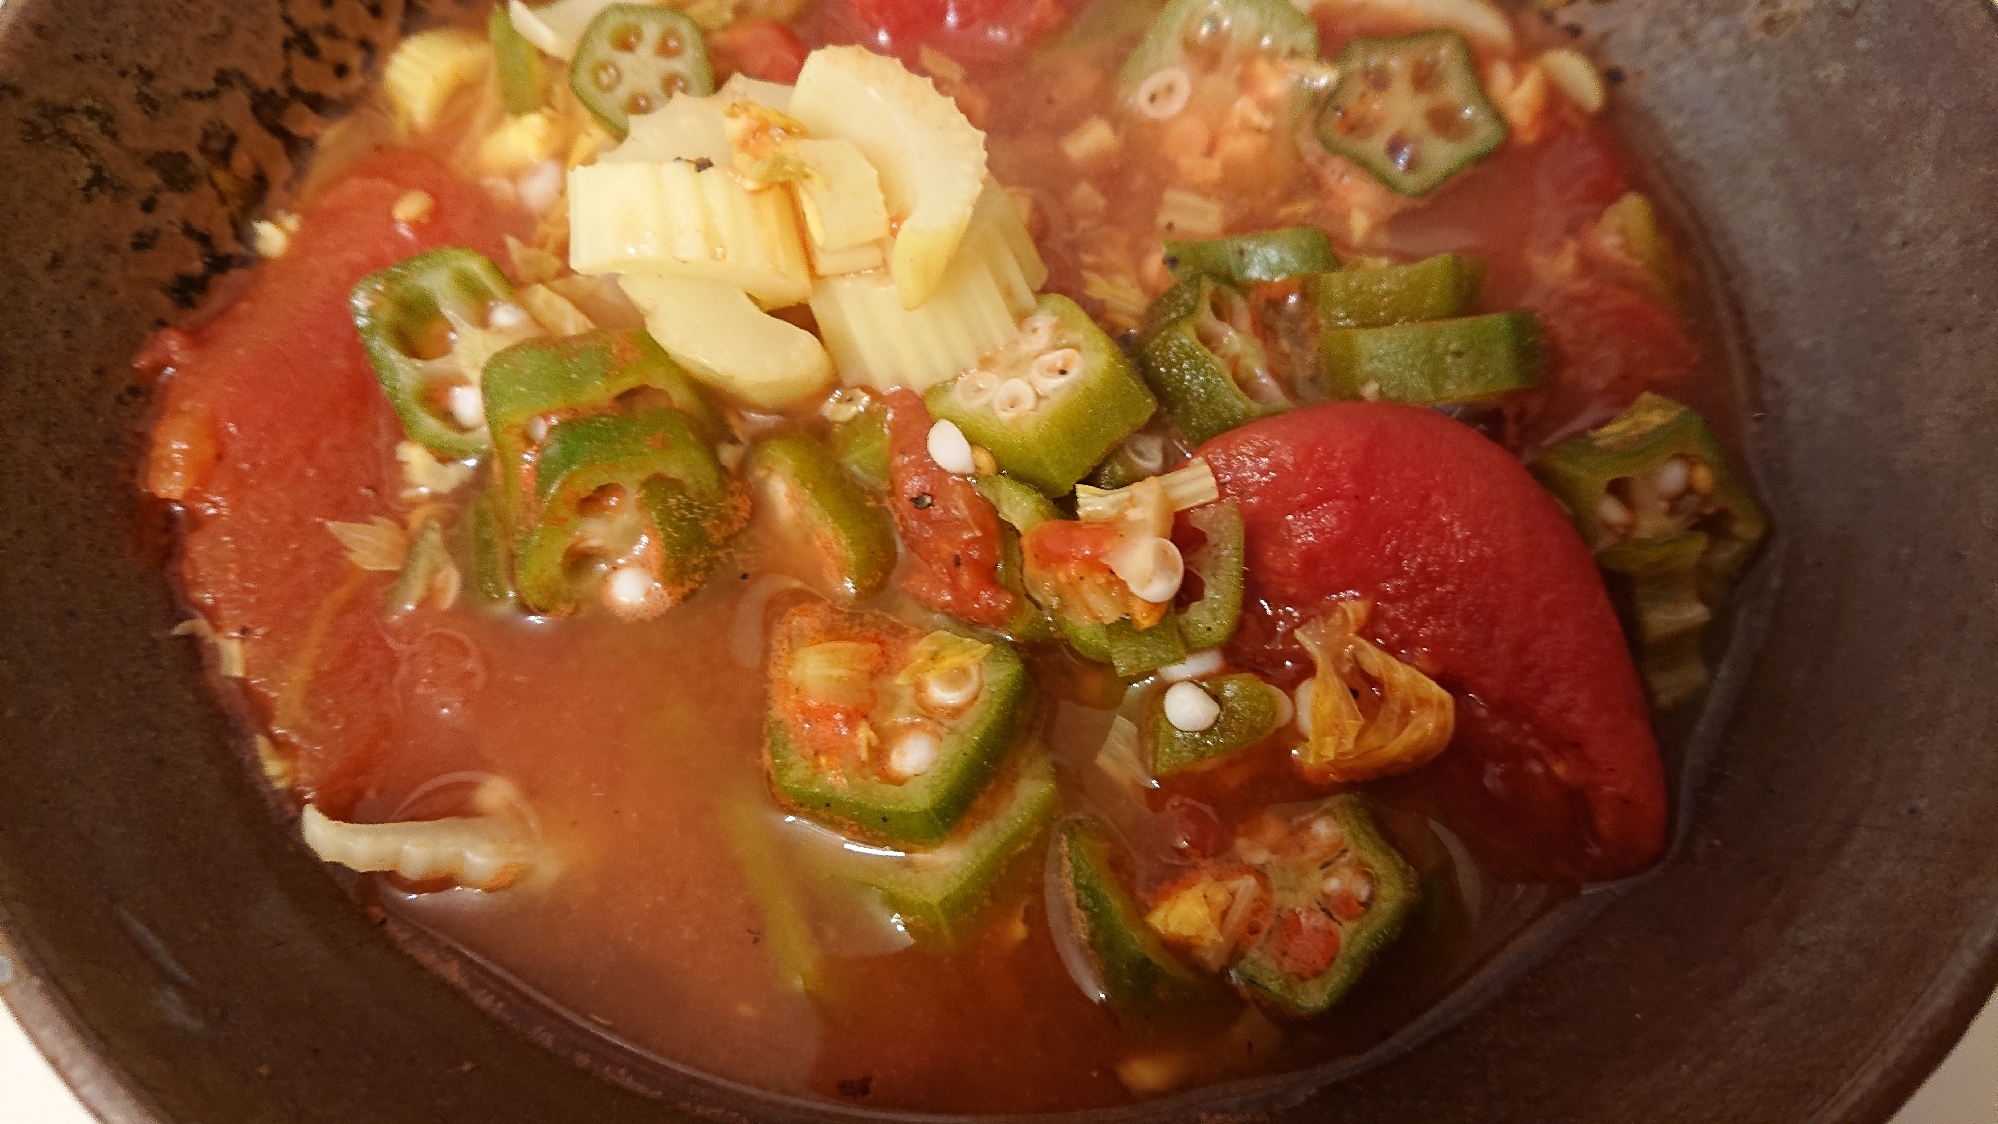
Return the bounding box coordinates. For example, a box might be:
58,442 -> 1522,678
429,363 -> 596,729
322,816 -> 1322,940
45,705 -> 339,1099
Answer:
138,0 -> 1767,1111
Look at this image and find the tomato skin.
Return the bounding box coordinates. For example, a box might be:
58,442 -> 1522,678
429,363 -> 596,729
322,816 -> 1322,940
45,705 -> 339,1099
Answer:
881,388 -> 1017,629
708,18 -> 810,83
1202,404 -> 1665,882
146,152 -> 525,810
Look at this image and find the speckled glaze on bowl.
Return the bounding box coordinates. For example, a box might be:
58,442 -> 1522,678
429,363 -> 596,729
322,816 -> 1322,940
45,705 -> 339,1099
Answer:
2,0 -> 1996,1121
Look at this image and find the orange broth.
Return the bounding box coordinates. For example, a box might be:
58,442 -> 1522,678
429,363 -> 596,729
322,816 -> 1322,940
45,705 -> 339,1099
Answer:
142,0 -> 1732,1111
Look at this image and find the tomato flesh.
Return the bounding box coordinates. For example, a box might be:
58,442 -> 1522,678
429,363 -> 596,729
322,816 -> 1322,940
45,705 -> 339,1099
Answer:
881,388 -> 1017,629
708,18 -> 810,83
144,152 -> 525,811
1202,403 -> 1667,882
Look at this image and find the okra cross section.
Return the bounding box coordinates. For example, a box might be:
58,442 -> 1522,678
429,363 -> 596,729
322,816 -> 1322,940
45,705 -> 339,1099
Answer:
515,407 -> 747,618
926,295 -> 1157,497
1530,393 -> 1769,706
746,435 -> 897,603
1147,673 -> 1285,777
570,4 -> 713,138
483,329 -> 722,533
765,601 -> 1034,847
1056,819 -> 1225,1015
1140,274 -> 1287,445
1164,227 -> 1337,285
1164,795 -> 1417,1017
350,247 -> 538,458
827,752 -> 1059,940
1317,32 -> 1508,197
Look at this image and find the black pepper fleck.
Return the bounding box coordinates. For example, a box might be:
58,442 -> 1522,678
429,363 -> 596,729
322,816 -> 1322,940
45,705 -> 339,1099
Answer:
911,493 -> 933,509
836,1077 -> 872,1099
1605,66 -> 1626,85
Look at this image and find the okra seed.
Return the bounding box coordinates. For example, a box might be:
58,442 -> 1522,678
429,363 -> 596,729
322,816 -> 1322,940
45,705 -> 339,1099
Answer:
1125,433 -> 1167,475
887,728 -> 942,779
992,377 -> 1039,421
1653,456 -> 1690,499
1110,535 -> 1184,603
1134,67 -> 1193,121
1163,681 -> 1222,733
1029,347 -> 1084,393
606,566 -> 655,607
488,301 -> 531,331
970,445 -> 999,476
592,60 -> 622,92
926,419 -> 977,476
1268,681 -> 1294,728
627,91 -> 656,115
445,384 -> 484,431
919,663 -> 983,713
609,24 -> 643,51
1018,313 -> 1059,351
526,415 -> 550,443
658,32 -> 685,57
664,73 -> 690,95
1596,492 -> 1635,531
1292,679 -> 1316,738
1158,648 -> 1226,683
957,368 -> 999,405
1689,460 -> 1716,496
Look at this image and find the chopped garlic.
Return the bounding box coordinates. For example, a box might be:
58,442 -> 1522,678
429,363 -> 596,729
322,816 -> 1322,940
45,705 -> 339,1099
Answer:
1538,47 -> 1607,113
1157,188 -> 1224,237
1060,117 -> 1122,164
251,212 -> 300,259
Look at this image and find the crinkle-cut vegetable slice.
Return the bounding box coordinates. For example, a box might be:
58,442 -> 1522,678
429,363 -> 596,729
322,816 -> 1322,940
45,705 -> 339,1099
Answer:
791,139 -> 892,252
300,780 -> 548,892
568,5 -> 713,139
1317,31 -> 1508,198
1291,599 -> 1454,783
1317,312 -> 1546,404
568,157 -> 811,308
1311,0 -> 1515,51
810,179 -> 1044,391
619,274 -> 832,408
383,28 -> 491,135
787,45 -> 990,310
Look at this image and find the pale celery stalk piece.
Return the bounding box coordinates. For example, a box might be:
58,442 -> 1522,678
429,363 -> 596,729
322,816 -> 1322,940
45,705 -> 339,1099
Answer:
809,235 -> 890,278
793,139 -> 892,251
568,159 -> 813,308
809,178 -> 1047,391
621,274 -> 834,408
383,28 -> 490,134
787,46 -> 989,310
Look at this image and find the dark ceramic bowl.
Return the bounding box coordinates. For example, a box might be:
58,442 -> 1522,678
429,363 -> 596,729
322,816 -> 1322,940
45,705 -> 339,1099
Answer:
4,0 -> 1997,1120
